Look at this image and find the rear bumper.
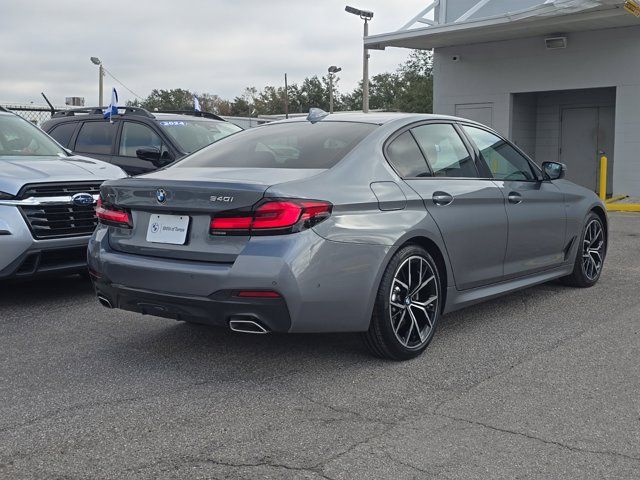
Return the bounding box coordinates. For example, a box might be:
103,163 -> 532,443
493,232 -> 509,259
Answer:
88,225 -> 391,333
93,279 -> 292,332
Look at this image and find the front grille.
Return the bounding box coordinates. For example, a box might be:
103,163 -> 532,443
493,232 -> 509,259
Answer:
18,182 -> 102,199
20,204 -> 98,239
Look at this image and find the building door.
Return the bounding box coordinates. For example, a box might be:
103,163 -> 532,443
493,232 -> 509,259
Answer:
560,106 -> 614,192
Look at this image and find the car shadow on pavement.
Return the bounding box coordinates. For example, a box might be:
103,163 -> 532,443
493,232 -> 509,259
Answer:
0,274 -> 94,307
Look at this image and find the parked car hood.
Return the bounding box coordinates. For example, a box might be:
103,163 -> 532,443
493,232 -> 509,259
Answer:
0,154 -> 126,196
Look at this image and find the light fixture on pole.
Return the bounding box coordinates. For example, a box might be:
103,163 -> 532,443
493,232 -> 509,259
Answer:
90,57 -> 104,108
345,5 -> 373,113
327,65 -> 342,114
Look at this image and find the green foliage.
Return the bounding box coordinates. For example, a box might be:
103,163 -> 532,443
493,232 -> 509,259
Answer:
128,49 -> 433,116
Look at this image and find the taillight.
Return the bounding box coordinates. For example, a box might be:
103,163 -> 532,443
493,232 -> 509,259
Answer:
95,198 -> 132,228
210,199 -> 332,236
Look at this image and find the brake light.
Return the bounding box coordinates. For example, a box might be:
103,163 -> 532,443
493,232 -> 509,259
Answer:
210,199 -> 332,236
95,198 -> 132,228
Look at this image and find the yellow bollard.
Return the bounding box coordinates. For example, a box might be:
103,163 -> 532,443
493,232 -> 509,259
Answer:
599,155 -> 607,200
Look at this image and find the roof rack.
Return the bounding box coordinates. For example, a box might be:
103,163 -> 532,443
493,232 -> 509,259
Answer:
0,106 -> 9,113
154,110 -> 226,122
51,106 -> 155,119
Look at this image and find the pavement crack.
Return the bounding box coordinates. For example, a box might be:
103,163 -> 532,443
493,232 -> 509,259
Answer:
443,413 -> 640,463
201,457 -> 336,479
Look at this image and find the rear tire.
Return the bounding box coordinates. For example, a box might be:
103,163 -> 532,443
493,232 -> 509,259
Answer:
561,212 -> 606,288
364,245 -> 441,360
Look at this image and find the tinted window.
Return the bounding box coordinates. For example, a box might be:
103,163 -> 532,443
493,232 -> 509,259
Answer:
119,122 -> 163,157
74,122 -> 116,155
0,114 -> 66,157
463,126 -> 536,181
48,123 -> 76,148
411,124 -> 477,178
386,131 -> 430,177
176,121 -> 377,169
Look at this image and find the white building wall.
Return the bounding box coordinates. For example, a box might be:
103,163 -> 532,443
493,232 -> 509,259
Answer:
433,25 -> 640,195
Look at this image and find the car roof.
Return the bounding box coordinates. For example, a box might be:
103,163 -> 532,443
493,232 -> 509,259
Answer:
152,113 -> 225,122
278,112 -> 481,126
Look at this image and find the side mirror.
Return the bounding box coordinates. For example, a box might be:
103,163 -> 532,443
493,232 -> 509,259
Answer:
136,146 -> 160,162
542,161 -> 566,180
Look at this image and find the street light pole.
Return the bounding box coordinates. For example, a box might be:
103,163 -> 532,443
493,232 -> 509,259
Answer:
98,64 -> 104,108
90,57 -> 104,108
328,66 -> 342,114
345,6 -> 373,113
362,19 -> 369,113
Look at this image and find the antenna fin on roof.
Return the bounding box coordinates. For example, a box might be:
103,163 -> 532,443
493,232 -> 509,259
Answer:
307,108 -> 329,124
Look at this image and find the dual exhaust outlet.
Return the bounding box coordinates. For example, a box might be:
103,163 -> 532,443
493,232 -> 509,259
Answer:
96,295 -> 269,334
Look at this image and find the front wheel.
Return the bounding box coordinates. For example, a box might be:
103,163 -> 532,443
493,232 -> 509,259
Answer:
364,245 -> 441,360
561,212 -> 606,288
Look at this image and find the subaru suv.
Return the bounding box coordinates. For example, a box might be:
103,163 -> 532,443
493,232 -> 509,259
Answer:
42,108 -> 242,176
0,107 -> 125,280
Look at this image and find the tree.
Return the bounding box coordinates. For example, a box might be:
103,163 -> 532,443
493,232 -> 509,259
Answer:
127,49 -> 433,117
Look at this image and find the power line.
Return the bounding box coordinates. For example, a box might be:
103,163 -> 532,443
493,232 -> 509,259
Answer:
102,66 -> 144,99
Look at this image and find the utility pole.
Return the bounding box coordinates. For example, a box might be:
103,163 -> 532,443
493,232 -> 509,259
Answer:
284,73 -> 289,119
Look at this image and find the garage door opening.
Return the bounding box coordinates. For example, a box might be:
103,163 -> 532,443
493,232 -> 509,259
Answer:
510,87 -> 616,194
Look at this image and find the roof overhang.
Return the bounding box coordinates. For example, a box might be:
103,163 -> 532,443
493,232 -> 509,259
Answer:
365,2 -> 638,50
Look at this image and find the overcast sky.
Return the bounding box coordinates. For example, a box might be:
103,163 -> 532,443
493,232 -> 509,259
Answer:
0,0 -> 428,107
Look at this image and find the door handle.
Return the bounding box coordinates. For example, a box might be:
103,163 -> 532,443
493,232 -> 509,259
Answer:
508,192 -> 523,204
432,191 -> 454,206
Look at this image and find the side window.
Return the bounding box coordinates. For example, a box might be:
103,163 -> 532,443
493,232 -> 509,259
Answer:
411,123 -> 478,178
119,122 -> 165,157
386,131 -> 430,178
74,122 -> 116,155
463,126 -> 536,181
48,123 -> 76,147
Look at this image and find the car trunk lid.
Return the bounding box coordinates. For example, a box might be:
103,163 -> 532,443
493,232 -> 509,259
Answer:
102,168 -> 325,263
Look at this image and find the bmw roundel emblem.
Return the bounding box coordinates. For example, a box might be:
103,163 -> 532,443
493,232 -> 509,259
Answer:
156,188 -> 167,204
71,192 -> 95,207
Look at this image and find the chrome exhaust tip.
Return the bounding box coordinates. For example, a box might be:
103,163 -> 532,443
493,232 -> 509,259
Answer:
97,295 -> 113,309
228,318 -> 269,334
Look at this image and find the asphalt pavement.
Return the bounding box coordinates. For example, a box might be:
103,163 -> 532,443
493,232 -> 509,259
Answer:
1,213 -> 639,479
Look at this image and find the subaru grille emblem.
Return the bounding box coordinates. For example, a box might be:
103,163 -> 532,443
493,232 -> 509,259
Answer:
71,192 -> 94,207
156,188 -> 167,204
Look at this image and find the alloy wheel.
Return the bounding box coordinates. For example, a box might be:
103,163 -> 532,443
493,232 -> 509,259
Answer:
582,219 -> 605,281
389,255 -> 439,349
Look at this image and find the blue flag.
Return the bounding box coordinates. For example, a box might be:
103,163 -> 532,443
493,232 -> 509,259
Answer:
193,95 -> 201,112
103,88 -> 118,120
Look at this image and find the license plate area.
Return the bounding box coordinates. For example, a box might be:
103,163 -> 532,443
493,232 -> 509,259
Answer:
146,214 -> 190,245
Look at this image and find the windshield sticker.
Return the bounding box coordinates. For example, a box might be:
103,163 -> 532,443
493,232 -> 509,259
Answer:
159,121 -> 187,126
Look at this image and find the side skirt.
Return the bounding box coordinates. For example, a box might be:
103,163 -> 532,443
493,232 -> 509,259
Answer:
443,264 -> 573,314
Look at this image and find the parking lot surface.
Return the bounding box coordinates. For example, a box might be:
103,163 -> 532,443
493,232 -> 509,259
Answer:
1,213 -> 639,479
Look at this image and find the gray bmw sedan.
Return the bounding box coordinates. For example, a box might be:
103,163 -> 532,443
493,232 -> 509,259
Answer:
89,112 -> 607,360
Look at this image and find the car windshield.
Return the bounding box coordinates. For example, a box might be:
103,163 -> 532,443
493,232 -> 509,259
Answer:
157,119 -> 242,153
175,121 -> 378,169
0,114 -> 67,157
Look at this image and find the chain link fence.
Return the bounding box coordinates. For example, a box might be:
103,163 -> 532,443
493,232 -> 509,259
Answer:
0,104 -> 71,127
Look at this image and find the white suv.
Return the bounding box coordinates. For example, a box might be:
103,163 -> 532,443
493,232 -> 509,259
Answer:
0,107 -> 125,279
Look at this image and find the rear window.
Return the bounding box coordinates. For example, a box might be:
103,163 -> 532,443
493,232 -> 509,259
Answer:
175,121 -> 377,169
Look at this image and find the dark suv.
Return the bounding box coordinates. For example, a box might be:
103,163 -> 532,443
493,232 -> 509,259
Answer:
42,107 -> 242,175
